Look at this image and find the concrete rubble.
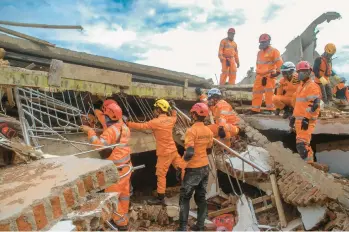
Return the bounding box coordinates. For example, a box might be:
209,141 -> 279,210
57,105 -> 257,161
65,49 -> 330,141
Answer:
297,205 -> 328,230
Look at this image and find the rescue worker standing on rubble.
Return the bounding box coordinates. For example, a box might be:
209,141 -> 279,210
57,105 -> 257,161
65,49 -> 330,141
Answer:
272,61 -> 300,118
333,77 -> 349,104
81,101 -> 131,231
289,61 -> 321,164
206,88 -> 239,147
178,103 -> 213,231
249,33 -> 283,114
313,43 -> 338,106
218,28 -> 240,85
126,99 -> 186,205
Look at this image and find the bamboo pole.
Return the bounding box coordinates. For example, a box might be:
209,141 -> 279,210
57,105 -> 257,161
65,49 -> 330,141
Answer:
0,20 -> 83,30
270,174 -> 287,228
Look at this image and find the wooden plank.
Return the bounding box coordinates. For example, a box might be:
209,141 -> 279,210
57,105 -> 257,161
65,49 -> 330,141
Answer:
61,62 -> 132,87
48,59 -> 63,87
251,195 -> 271,205
254,204 -> 274,214
270,174 -> 287,228
208,206 -> 236,218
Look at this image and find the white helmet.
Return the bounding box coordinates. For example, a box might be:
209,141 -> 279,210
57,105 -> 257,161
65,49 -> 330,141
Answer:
207,88 -> 222,99
281,61 -> 296,72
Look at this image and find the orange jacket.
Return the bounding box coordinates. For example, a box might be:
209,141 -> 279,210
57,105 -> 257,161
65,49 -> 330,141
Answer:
333,83 -> 349,101
212,100 -> 239,127
218,38 -> 239,64
256,46 -> 283,76
293,79 -> 321,121
184,122 -> 213,168
127,111 -> 177,156
199,94 -> 208,105
313,56 -> 333,82
94,109 -> 108,130
276,74 -> 300,97
88,121 -> 131,163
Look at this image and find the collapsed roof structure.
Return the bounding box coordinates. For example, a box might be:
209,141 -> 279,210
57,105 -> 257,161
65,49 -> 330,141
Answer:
0,11 -> 349,231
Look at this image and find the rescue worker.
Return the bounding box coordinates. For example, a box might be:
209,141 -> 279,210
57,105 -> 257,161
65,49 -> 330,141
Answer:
333,77 -> 349,104
81,102 -> 131,231
94,99 -> 119,130
126,99 -> 186,205
272,61 -> 300,118
313,43 -> 337,105
195,87 -> 208,104
218,28 -> 240,85
289,61 -> 321,163
178,103 -> 213,231
206,88 -> 239,147
250,33 -> 283,114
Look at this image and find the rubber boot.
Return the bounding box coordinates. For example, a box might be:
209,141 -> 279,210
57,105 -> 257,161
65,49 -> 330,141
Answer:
282,106 -> 292,119
274,108 -> 281,116
190,224 -> 204,231
147,193 -> 165,205
117,225 -> 129,231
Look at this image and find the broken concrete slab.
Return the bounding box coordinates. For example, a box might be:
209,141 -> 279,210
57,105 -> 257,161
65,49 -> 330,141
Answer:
297,205 -> 328,230
233,195 -> 260,231
48,220 -> 75,231
317,150 -> 349,176
67,193 -> 119,231
0,156 -> 118,231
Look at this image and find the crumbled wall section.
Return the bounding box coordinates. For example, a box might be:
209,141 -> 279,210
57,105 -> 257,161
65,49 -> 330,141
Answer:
0,156 -> 119,231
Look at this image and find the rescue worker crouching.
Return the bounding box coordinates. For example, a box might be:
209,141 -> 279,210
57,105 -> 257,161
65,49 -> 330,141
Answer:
206,88 -> 239,147
178,103 -> 213,231
81,101 -> 131,231
289,61 -> 321,164
333,77 -> 349,105
272,61 -> 300,119
126,99 -> 186,205
313,43 -> 337,106
249,33 -> 283,114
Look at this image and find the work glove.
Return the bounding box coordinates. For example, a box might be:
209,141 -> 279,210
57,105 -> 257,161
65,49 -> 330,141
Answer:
80,125 -> 92,134
289,116 -> 295,129
122,115 -> 129,123
0,123 -> 17,139
226,59 -> 231,66
319,76 -> 328,85
169,100 -> 176,108
218,126 -> 226,139
195,87 -> 202,96
308,98 -> 320,113
183,147 -> 194,161
301,118 -> 309,131
262,77 -> 267,86
270,71 -> 280,78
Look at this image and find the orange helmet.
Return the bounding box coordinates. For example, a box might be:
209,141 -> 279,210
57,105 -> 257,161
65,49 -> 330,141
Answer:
259,33 -> 271,42
102,99 -> 118,110
296,61 -> 312,71
190,103 -> 209,117
228,28 -> 235,33
103,102 -> 122,121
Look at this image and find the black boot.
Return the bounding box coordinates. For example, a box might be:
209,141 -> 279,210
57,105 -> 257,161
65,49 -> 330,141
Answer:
147,193 -> 165,205
274,108 -> 281,116
190,224 -> 204,231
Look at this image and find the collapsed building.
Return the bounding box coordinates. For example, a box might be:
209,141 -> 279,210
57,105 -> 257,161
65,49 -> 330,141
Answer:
1,11 -> 349,231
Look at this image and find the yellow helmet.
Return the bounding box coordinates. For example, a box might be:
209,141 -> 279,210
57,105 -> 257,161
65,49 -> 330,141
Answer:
154,99 -> 170,112
325,43 -> 336,54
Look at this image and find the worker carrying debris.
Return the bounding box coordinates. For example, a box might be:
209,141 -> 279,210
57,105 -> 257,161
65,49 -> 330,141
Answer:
206,88 -> 239,147
178,102 -> 213,231
249,33 -> 283,114
333,77 -> 349,105
126,99 -> 186,205
81,100 -> 132,231
289,61 -> 321,164
272,61 -> 300,119
313,43 -> 339,106
218,28 -> 240,85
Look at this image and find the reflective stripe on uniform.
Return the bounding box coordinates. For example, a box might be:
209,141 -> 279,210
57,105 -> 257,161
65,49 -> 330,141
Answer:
251,106 -> 261,109
296,95 -> 319,102
253,90 -> 265,94
115,213 -> 129,223
264,88 -> 274,93
100,138 -> 109,146
266,104 -> 274,108
119,196 -> 130,201
89,135 -> 98,143
295,116 -> 317,121
306,95 -> 319,100
113,155 -> 131,164
220,110 -> 234,115
111,125 -> 121,139
229,71 -> 236,74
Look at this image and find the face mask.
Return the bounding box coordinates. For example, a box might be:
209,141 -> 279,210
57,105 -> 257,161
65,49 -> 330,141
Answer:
227,33 -> 235,40
298,72 -> 308,81
259,41 -> 269,50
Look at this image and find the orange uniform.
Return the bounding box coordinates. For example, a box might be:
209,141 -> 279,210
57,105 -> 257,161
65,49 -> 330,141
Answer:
184,122 -> 214,168
293,79 -> 321,163
127,111 -> 186,194
313,56 -> 334,104
218,38 -> 239,85
272,73 -> 300,110
208,99 -> 239,147
88,122 -> 131,227
94,109 -> 108,130
333,82 -> 349,101
252,46 -> 283,112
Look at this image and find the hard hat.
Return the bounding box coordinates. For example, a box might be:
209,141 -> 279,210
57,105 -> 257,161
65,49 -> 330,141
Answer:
103,102 -> 122,121
259,33 -> 271,42
340,77 -> 347,83
102,99 -> 118,111
281,61 -> 296,72
296,61 -> 312,71
190,103 -> 209,117
207,88 -> 222,99
325,43 -> 336,55
228,28 -> 235,33
154,99 -> 170,112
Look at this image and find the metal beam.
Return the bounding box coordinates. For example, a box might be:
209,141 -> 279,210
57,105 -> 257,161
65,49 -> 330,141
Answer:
0,20 -> 83,30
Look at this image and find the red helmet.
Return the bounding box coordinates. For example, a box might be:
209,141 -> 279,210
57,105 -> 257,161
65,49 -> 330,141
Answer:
103,102 -> 122,121
296,61 -> 312,71
259,33 -> 271,42
228,28 -> 235,33
102,99 -> 118,109
190,103 -> 209,117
